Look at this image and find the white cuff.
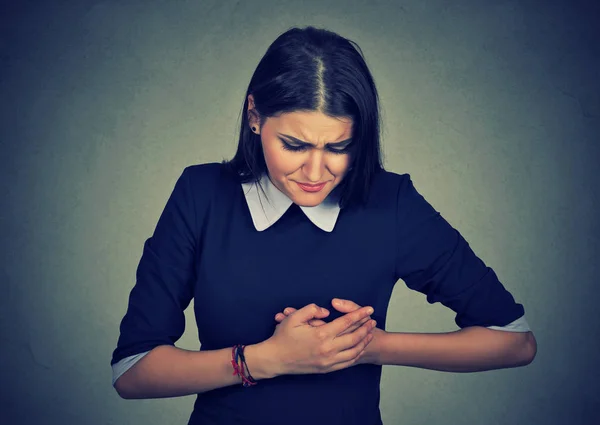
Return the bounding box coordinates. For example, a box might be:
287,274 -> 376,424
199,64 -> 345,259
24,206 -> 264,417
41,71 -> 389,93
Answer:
486,315 -> 530,332
112,351 -> 150,387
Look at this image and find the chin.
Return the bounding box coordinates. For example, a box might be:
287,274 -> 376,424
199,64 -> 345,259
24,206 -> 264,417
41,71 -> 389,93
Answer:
292,193 -> 328,207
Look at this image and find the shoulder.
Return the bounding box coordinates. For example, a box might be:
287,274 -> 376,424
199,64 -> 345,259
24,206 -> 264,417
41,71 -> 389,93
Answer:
375,170 -> 429,199
169,163 -> 241,228
371,169 -> 410,187
368,170 -> 438,222
183,162 -> 225,181
369,169 -> 416,201
171,162 -> 238,210
182,162 -> 239,189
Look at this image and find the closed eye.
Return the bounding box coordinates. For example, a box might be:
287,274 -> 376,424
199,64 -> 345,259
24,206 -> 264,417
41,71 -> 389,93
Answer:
279,138 -> 351,155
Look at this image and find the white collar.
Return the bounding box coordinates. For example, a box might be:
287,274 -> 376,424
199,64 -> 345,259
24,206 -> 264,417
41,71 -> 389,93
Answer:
241,174 -> 341,232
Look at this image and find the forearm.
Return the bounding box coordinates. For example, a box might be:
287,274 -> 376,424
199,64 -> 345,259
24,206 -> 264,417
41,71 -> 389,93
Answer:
375,327 -> 536,372
114,342 -> 274,399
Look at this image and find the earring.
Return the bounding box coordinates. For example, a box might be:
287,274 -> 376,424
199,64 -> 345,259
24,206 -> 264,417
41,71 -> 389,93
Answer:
251,126 -> 257,132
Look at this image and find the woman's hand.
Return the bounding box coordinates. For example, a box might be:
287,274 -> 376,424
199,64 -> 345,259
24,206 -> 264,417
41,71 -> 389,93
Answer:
275,298 -> 386,366
263,302 -> 377,376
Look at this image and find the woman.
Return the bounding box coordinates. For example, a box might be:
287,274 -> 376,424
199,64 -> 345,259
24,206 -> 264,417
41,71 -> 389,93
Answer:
110,26 -> 537,424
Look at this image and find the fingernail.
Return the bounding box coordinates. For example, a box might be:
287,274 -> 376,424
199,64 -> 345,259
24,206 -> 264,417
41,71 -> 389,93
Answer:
367,307 -> 374,315
333,299 -> 342,306
284,308 -> 290,314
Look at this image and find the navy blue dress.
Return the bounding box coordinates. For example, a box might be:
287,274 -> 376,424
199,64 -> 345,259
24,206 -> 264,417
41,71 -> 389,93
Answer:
111,162 -> 525,424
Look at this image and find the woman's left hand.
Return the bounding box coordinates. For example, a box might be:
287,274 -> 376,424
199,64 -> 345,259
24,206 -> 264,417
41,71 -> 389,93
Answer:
275,298 -> 385,365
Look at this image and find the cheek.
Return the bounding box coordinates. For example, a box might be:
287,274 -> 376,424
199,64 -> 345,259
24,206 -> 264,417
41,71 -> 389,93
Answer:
262,140 -> 296,174
261,140 -> 278,166
329,155 -> 351,175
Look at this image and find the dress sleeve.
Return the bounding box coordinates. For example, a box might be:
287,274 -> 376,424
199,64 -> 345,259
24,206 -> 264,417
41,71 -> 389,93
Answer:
487,315 -> 530,332
111,352 -> 150,386
110,166 -> 198,366
394,175 -> 526,329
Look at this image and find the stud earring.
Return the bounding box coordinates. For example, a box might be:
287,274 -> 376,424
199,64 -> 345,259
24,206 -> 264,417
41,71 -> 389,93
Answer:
251,126 -> 257,132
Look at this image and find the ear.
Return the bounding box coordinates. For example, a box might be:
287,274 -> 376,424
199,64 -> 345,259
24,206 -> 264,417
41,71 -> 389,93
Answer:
247,95 -> 261,133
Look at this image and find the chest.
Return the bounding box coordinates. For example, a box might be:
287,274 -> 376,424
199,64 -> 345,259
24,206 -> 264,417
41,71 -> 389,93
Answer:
193,200 -> 396,348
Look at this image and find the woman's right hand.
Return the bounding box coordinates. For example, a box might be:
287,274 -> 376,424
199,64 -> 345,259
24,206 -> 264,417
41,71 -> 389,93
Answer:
263,303 -> 376,376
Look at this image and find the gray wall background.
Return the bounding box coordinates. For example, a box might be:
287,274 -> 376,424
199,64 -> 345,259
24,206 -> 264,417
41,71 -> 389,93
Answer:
1,1 -> 598,424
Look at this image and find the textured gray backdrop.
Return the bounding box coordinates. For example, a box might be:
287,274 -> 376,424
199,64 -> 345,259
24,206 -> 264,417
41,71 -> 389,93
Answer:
1,1 -> 599,424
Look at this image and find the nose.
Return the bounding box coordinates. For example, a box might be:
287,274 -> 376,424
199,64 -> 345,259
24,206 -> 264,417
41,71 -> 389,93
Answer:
302,149 -> 326,182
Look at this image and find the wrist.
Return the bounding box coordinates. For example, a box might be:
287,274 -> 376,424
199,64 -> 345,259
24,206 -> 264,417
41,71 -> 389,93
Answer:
367,328 -> 388,366
243,341 -> 281,380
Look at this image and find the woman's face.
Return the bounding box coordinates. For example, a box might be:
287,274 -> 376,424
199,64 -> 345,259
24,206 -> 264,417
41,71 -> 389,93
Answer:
248,96 -> 353,207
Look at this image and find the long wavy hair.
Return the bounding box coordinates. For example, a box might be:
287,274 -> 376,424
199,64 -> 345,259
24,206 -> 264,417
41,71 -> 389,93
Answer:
222,26 -> 384,209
